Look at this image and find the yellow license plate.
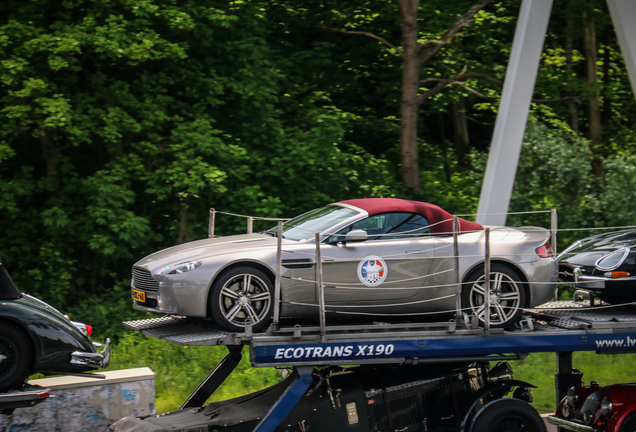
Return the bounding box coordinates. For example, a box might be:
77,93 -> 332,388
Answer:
132,289 -> 146,302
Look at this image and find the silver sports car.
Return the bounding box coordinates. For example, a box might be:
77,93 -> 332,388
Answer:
131,198 -> 558,331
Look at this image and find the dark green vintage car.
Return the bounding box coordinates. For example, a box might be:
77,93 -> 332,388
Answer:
0,261 -> 110,392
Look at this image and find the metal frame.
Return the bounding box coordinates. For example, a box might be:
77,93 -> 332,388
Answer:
477,0 -> 554,226
181,344 -> 244,409
252,367 -> 314,432
478,0 -> 636,226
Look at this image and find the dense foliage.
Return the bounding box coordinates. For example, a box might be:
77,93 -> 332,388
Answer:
2,0 -> 636,336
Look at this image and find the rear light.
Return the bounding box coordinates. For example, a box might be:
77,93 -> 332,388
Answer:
71,321 -> 93,337
536,243 -> 554,258
604,271 -> 630,278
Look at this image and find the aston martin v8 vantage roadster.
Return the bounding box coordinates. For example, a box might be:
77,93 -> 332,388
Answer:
131,198 -> 557,331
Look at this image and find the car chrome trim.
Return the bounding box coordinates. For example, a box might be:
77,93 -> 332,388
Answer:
574,274 -> 636,289
70,338 -> 111,368
595,247 -> 630,271
546,415 -> 594,431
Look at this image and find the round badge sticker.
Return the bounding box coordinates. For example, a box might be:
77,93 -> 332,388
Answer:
357,256 -> 388,287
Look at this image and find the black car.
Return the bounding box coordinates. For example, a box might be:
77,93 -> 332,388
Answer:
558,230 -> 636,304
111,361 -> 546,432
0,261 -> 110,392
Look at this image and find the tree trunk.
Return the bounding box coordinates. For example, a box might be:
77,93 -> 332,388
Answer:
41,133 -> 60,193
452,95 -> 471,168
439,113 -> 451,182
565,8 -> 579,134
178,198 -> 190,244
583,3 -> 603,178
397,0 -> 422,191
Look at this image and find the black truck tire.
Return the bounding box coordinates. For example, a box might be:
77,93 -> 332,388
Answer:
0,322 -> 33,392
470,398 -> 547,432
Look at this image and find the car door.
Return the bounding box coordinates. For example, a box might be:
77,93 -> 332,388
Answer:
319,212 -> 438,308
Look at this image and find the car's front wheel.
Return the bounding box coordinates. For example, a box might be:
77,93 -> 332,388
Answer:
209,266 -> 273,333
470,398 -> 546,432
0,322 -> 33,392
461,263 -> 526,329
619,414 -> 636,432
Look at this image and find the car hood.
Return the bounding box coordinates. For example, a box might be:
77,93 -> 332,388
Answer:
134,233 -> 291,272
559,230 -> 636,266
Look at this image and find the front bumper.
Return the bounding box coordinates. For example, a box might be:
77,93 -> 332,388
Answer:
559,265 -> 636,290
563,274 -> 636,291
547,415 -> 594,431
70,338 -> 111,369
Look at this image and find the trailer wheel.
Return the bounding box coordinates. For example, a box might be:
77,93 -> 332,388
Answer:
462,263 -> 526,329
209,266 -> 273,332
619,415 -> 636,432
0,322 -> 33,392
470,398 -> 546,432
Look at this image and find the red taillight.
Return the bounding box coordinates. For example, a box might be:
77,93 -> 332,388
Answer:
536,243 -> 554,258
85,325 -> 93,337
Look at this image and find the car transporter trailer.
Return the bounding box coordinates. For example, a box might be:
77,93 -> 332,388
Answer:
112,297 -> 636,432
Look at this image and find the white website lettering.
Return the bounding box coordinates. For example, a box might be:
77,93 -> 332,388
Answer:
595,336 -> 636,348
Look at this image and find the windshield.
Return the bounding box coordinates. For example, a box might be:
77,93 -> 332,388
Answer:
278,205 -> 359,241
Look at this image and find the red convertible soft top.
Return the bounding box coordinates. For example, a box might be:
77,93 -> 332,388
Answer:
339,198 -> 483,234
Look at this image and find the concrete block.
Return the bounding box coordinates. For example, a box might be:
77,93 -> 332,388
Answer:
0,367 -> 155,432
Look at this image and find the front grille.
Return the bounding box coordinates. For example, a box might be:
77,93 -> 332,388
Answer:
576,390 -> 603,422
132,268 -> 159,291
558,264 -> 577,283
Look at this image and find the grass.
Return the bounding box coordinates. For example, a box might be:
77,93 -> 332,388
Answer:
513,351 -> 636,411
103,333 -> 281,413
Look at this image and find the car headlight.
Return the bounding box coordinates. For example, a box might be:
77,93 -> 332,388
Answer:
600,396 -> 612,416
160,260 -> 202,275
566,387 -> 578,407
562,402 -> 571,418
582,409 -> 593,424
595,247 -> 630,271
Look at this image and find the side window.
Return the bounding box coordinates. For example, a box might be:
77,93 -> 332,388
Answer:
328,212 -> 430,242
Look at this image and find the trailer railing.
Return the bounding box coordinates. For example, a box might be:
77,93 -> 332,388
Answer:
207,205 -> 562,337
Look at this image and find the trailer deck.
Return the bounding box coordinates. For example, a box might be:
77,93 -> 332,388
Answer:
117,300 -> 636,432
0,384 -> 50,415
123,300 -> 636,367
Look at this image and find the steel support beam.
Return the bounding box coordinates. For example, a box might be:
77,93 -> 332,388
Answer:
476,0 -> 553,226
607,0 -> 636,100
180,345 -> 243,409
252,368 -> 314,432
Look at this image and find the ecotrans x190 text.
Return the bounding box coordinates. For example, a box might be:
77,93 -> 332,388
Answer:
274,344 -> 395,360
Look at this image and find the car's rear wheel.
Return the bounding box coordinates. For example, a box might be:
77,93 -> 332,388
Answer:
209,266 -> 273,333
461,263 -> 526,329
0,322 -> 33,392
470,398 -> 546,432
619,415 -> 636,432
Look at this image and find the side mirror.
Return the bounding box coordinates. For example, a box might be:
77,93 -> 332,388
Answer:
345,229 -> 368,243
